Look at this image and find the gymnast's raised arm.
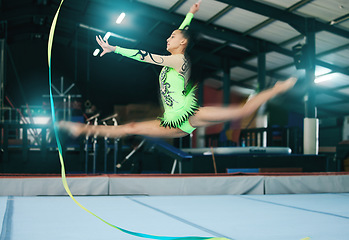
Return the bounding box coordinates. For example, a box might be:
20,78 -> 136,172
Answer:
179,0 -> 200,29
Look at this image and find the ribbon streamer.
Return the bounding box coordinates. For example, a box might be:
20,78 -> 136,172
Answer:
47,1 -> 226,240
47,2 -> 309,240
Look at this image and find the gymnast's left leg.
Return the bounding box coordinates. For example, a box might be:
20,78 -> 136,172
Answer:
59,119 -> 188,139
189,77 -> 297,128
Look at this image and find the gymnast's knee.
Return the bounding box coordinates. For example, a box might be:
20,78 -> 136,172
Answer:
236,105 -> 253,119
177,130 -> 189,138
123,122 -> 139,136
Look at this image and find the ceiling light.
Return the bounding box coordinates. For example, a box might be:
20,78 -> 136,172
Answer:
229,43 -> 250,52
103,32 -> 111,41
93,49 -> 100,57
116,12 -> 126,24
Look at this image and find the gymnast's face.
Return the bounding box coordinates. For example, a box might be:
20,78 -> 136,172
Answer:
166,30 -> 187,54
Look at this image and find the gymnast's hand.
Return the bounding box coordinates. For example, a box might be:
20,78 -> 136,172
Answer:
189,0 -> 201,14
96,35 -> 116,57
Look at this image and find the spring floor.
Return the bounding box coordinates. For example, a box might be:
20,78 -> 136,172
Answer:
1,193 -> 349,240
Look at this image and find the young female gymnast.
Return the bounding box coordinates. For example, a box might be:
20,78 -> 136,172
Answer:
59,0 -> 296,139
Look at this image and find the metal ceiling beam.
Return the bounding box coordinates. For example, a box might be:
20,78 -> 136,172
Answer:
192,42 -> 229,65
239,59 -> 349,84
216,0 -> 304,33
226,34 -> 299,69
316,43 -> 349,58
243,18 -> 274,36
288,0 -> 315,11
215,0 -> 349,38
279,34 -> 304,47
332,84 -> 349,92
144,0 -> 186,35
242,0 -> 314,36
316,59 -> 349,76
238,63 -> 294,84
330,13 -> 349,26
316,86 -> 349,100
206,5 -> 234,25
304,18 -> 317,119
169,0 -> 187,12
238,43 -> 349,85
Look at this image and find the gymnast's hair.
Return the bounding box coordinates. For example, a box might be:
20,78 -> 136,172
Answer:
178,27 -> 197,93
178,26 -> 193,51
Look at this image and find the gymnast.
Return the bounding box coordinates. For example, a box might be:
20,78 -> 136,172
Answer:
59,0 -> 297,139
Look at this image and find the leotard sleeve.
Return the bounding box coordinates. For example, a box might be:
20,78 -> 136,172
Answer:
178,13 -> 194,30
115,47 -> 185,73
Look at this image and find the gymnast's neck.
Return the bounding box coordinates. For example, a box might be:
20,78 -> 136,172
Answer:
169,47 -> 186,55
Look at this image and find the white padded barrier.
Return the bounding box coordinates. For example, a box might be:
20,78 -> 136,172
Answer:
0,176 -> 109,196
1,174 -> 349,196
108,175 -> 264,195
265,174 -> 349,194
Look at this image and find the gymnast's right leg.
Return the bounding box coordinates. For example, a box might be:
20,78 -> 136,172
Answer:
59,119 -> 188,139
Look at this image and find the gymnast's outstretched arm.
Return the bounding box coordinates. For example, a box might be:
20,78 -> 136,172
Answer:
95,35 -> 185,72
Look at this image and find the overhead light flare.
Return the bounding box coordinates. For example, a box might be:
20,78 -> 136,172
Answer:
116,12 -> 126,24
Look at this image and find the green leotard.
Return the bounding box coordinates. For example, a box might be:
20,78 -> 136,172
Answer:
114,13 -> 198,134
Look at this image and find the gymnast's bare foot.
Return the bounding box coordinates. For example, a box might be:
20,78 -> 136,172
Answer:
58,121 -> 88,137
273,77 -> 297,94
